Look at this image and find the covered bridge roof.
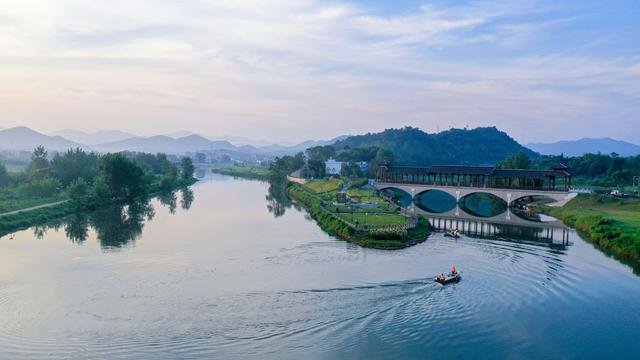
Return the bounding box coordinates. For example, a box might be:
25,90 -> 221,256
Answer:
385,165 -> 571,179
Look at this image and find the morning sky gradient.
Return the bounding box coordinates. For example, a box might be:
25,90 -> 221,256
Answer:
1,0 -> 638,143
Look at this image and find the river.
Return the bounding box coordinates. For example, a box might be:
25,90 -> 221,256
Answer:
1,174 -> 639,359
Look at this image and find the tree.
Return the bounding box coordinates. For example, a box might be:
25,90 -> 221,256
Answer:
99,153 -> 148,199
161,163 -> 179,190
133,152 -> 172,174
341,162 -> 363,178
0,163 -> 9,187
368,148 -> 394,177
306,159 -> 326,179
18,177 -> 61,198
306,145 -> 335,162
268,152 -> 305,182
180,157 -> 195,180
67,177 -> 90,209
90,175 -> 112,207
27,146 -> 51,180
499,151 -> 531,169
194,152 -> 207,164
51,148 -> 99,186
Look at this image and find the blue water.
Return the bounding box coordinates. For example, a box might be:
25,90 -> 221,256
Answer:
0,175 -> 638,359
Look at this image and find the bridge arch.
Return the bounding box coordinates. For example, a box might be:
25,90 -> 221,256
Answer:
511,194 -> 560,205
459,191 -> 508,206
377,186 -> 414,206
415,189 -> 458,213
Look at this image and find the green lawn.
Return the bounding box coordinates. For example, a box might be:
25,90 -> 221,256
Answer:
303,178 -> 343,193
212,165 -> 269,180
0,191 -> 66,213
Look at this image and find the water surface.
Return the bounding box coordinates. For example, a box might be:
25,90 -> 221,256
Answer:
1,175 -> 639,359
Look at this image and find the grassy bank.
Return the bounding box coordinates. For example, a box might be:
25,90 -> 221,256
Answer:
212,165 -> 269,181
0,202 -> 76,236
542,194 -> 640,270
0,190 -> 67,213
288,182 -> 430,250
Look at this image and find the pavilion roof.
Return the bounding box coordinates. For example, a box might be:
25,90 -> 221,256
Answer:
386,165 -> 571,179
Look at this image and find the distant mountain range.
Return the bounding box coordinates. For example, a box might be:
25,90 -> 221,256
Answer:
51,129 -> 136,145
0,126 -> 346,155
5,125 -> 638,162
164,131 -> 275,148
93,134 -> 236,154
0,126 -> 86,152
334,127 -> 536,166
527,138 -> 640,157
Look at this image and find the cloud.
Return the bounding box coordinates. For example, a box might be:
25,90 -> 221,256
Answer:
0,0 -> 638,143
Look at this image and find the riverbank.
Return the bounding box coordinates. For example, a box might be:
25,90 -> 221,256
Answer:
288,181 -> 430,250
0,178 -> 197,237
542,194 -> 640,269
211,165 -> 269,181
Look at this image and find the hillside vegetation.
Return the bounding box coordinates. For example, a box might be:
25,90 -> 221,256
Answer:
333,126 -> 536,166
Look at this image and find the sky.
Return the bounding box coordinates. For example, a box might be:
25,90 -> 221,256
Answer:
0,0 -> 638,144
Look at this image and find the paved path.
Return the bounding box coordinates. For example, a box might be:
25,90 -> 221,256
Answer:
0,200 -> 68,217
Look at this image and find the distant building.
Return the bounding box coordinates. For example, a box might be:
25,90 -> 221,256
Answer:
325,159 -> 344,175
325,159 -> 369,175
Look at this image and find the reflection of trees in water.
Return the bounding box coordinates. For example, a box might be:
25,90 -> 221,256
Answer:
64,213 -> 90,243
460,193 -> 506,217
32,225 -> 50,239
180,187 -> 194,210
414,191 -> 457,213
158,191 -> 178,214
266,181 -> 292,218
19,187 -> 196,249
89,199 -> 155,249
381,188 -> 412,207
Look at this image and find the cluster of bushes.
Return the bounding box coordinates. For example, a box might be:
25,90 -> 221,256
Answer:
367,226 -> 409,240
0,147 -> 197,232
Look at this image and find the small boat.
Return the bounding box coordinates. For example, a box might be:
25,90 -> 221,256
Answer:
444,230 -> 460,238
435,272 -> 461,285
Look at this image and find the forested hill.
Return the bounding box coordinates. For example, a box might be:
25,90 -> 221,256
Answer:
333,127 -> 537,166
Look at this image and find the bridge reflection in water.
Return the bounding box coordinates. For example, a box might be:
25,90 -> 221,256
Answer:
415,205 -> 571,249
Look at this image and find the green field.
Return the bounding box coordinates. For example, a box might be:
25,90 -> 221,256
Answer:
544,194 -> 640,271
303,178 -> 343,193
0,190 -> 66,213
212,165 -> 269,180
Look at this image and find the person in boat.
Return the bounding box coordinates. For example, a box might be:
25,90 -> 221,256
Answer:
451,264 -> 457,275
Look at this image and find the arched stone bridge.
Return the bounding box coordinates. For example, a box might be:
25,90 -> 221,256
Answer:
375,164 -> 575,207
374,182 -> 576,206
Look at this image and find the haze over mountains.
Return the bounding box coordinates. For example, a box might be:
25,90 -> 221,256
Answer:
3,126 -> 639,163
0,126 -> 346,155
51,129 -> 136,145
0,127 -> 86,152
527,138 -> 640,157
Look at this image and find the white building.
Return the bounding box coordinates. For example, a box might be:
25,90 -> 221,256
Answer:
325,159 -> 369,175
325,159 -> 344,175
